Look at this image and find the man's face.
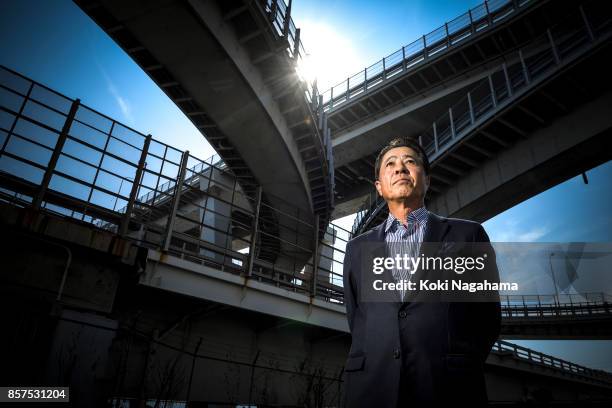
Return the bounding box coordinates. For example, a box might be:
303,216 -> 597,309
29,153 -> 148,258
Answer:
374,146 -> 430,203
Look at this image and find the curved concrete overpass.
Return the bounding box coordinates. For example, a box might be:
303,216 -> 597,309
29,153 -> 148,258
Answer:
351,1 -> 612,233
74,0 -> 334,236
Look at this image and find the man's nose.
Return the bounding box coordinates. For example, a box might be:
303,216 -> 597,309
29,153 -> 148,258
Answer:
395,164 -> 409,174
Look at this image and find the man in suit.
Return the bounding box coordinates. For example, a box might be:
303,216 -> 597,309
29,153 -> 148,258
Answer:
342,137 -> 501,407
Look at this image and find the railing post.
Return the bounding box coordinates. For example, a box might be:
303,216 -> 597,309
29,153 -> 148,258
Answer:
245,185 -> 263,277
268,0 -> 278,23
346,77 -> 349,101
162,150 -> 189,252
422,36 -> 428,59
120,134 -> 151,236
467,92 -> 475,124
330,87 -> 334,109
488,75 -> 497,108
1,82 -> 33,156
382,58 -> 386,80
547,29 -> 560,64
449,107 -> 455,139
468,10 -> 475,34
321,113 -> 329,132
364,67 -> 368,91
519,49 -> 530,84
32,98 -> 80,210
502,62 -> 512,97
311,79 -> 318,111
433,122 -> 439,152
310,214 -> 320,297
402,46 -> 406,71
445,23 -> 450,48
484,0 -> 492,27
293,28 -> 300,62
283,0 -> 292,38
318,107 -> 324,130
579,5 -> 595,41
318,95 -> 323,116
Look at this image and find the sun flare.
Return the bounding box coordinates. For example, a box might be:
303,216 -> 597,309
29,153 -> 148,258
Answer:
295,20 -> 366,92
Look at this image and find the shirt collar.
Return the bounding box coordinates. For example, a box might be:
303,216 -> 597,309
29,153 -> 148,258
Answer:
384,206 -> 429,233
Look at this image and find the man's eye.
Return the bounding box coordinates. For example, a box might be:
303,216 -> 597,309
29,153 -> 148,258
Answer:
386,162 -> 393,166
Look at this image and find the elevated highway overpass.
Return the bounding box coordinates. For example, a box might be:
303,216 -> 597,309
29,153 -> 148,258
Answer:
347,0 -> 612,233
74,0 -> 335,250
328,0 -> 612,223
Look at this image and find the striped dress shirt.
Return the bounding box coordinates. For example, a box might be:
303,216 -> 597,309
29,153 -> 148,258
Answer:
384,206 -> 429,301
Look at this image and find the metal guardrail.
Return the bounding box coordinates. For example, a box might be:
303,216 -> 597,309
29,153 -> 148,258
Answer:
351,0 -> 610,237
501,293 -> 612,318
111,153 -> 225,216
321,0 -> 533,112
3,66 -> 612,311
493,339 -> 612,385
0,64 -> 349,304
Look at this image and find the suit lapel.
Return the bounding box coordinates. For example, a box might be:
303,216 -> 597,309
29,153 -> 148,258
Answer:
423,211 -> 450,244
367,221 -> 403,303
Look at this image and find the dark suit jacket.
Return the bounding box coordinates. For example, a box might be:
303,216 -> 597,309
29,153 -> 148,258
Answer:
342,211 -> 501,408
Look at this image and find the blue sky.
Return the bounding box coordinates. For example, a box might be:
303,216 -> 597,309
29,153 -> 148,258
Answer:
1,0 -> 611,371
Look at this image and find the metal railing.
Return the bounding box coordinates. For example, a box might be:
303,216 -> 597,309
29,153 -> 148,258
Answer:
110,153 -> 225,218
0,64 -> 349,304
321,0 -> 534,112
351,0 -> 610,237
501,293 -> 612,318
493,339 -> 612,385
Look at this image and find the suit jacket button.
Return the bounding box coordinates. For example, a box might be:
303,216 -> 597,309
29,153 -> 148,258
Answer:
399,311 -> 407,318
393,348 -> 401,359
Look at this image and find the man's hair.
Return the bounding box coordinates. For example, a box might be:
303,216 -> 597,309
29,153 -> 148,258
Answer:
374,137 -> 430,180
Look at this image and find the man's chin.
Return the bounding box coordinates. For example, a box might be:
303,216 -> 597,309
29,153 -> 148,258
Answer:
394,187 -> 415,196
389,193 -> 421,202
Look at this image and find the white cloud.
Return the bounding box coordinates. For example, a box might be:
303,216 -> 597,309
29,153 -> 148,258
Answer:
106,79 -> 134,124
516,227 -> 549,242
489,220 -> 550,243
96,62 -> 135,124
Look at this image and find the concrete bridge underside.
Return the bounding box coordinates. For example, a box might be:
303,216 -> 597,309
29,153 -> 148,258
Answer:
431,90 -> 612,222
334,28 -> 612,221
75,0 -> 314,219
330,0 -> 611,221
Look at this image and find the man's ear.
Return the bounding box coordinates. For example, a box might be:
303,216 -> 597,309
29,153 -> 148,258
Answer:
375,180 -> 382,197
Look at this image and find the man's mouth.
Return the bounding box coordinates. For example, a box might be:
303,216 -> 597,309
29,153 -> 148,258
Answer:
393,178 -> 413,185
